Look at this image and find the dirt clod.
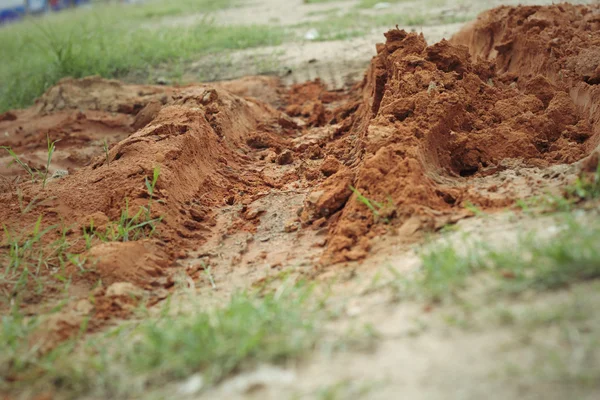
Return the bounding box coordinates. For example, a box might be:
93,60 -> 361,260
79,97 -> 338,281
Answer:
276,149 -> 294,165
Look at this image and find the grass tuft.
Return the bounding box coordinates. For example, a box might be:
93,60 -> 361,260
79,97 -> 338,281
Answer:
1,281 -> 324,397
0,2 -> 284,113
1,135 -> 59,188
350,186 -> 393,223
516,161 -> 600,213
0,146 -> 36,183
416,217 -> 600,301
566,161 -> 600,201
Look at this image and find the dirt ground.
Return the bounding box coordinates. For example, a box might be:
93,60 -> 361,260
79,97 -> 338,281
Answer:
2,1 -> 600,399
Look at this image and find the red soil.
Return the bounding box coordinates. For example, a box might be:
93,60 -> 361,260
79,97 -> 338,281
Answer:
308,3 -> 600,262
1,3 -> 600,340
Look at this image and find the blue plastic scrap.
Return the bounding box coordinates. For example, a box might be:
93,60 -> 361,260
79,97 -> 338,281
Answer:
0,0 -> 90,25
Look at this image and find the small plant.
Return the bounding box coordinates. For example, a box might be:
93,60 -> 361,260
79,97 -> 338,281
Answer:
515,161 -> 600,214
2,135 -> 59,189
103,139 -> 110,167
91,166 -> 163,242
415,217 -> 600,302
349,186 -> 393,223
1,216 -> 63,296
3,216 -> 54,275
96,199 -> 162,242
515,193 -> 573,214
144,165 -> 160,213
566,161 -> 600,201
204,264 -> 216,289
42,135 -> 59,189
66,254 -> 88,273
82,222 -> 95,250
464,201 -> 485,217
0,147 -> 36,182
16,189 -> 54,215
2,281 -> 324,397
0,308 -> 41,378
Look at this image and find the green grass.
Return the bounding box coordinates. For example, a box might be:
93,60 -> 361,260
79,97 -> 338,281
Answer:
350,186 -> 393,223
1,135 -> 58,188
356,0 -> 411,8
1,307 -> 43,382
126,0 -> 240,19
0,1 -> 284,113
91,199 -> 162,243
315,379 -> 380,400
84,166 -> 162,243
1,166 -> 163,298
493,284 -> 600,389
516,161 -> 600,213
566,161 -> 600,201
1,216 -> 73,299
416,217 -> 600,301
303,0 -> 342,4
1,281 -> 325,397
305,8 -> 341,17
0,0 -> 473,112
0,147 -> 36,183
356,0 -> 449,8
296,11 -> 471,41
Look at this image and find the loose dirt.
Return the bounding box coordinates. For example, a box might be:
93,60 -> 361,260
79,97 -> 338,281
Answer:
313,3 -> 600,262
1,1 -> 600,379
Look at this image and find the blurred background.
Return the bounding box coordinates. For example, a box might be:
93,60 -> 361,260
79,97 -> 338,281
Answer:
1,1 -> 92,23
0,0 -> 594,115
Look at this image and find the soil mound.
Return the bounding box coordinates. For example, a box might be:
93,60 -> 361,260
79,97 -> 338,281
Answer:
0,78 -> 295,292
306,4 -> 600,262
36,75 -> 172,114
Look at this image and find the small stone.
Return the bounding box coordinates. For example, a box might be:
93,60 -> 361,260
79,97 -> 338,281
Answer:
177,250 -> 188,259
284,219 -> 299,233
276,149 -> 294,165
245,207 -> 265,220
190,208 -> 206,222
278,114 -> 299,130
79,211 -> 109,232
74,299 -> 94,315
307,190 -> 325,205
178,374 -> 204,395
304,29 -> 319,41
131,101 -> 162,130
304,168 -> 320,180
106,282 -> 143,298
201,89 -> 218,105
320,155 -> 341,177
312,217 -> 327,229
51,169 -> 69,179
